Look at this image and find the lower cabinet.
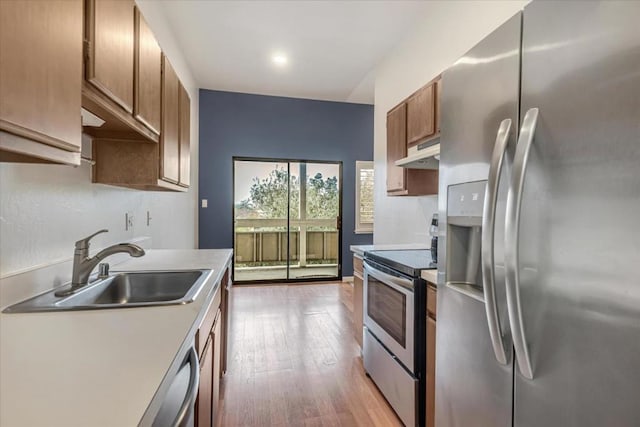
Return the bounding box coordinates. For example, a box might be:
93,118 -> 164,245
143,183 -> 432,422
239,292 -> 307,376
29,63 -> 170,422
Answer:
426,283 -> 437,427
197,336 -> 214,427
212,310 -> 222,421
353,255 -> 364,348
220,268 -> 231,374
353,273 -> 364,348
427,315 -> 436,427
195,292 -> 224,426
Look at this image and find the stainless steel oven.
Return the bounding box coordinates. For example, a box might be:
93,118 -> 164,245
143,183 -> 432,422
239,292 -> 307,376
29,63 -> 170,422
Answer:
363,256 -> 427,427
364,261 -> 415,371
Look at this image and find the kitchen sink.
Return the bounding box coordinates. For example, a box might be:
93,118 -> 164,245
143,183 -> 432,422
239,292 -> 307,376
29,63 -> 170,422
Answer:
3,269 -> 212,313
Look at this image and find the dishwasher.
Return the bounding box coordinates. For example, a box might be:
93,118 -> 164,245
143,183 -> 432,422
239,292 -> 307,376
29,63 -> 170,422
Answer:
152,346 -> 200,427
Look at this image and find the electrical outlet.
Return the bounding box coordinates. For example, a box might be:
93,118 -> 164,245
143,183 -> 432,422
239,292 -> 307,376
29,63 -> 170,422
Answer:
201,199 -> 208,208
125,212 -> 134,231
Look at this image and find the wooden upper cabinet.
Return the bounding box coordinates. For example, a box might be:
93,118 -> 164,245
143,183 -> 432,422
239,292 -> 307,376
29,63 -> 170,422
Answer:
86,0 -> 135,114
387,102 -> 437,196
82,0 -> 158,143
0,0 -> 82,165
407,83 -> 436,145
161,55 -> 180,184
407,77 -> 441,146
92,55 -> 190,192
386,75 -> 441,197
178,83 -> 191,187
386,103 -> 407,193
134,8 -> 161,135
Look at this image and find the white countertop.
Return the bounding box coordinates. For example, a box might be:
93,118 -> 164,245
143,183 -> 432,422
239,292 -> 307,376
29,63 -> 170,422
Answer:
0,249 -> 232,427
350,243 -> 429,257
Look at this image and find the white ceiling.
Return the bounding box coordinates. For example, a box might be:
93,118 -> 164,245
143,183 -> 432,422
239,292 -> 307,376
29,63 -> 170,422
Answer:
158,1 -> 431,104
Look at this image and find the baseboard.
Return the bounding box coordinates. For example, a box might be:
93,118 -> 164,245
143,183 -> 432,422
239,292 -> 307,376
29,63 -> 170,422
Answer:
342,276 -> 354,283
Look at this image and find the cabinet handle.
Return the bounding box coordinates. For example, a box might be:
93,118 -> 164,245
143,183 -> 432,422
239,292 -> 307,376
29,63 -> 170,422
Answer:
481,118 -> 512,365
505,107 -> 539,380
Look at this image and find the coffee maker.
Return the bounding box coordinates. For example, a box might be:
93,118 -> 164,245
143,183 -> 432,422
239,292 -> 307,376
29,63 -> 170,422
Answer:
430,213 -> 439,263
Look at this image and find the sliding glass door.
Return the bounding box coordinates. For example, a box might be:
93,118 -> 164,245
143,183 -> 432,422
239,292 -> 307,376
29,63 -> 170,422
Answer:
234,160 -> 290,282
233,158 -> 342,283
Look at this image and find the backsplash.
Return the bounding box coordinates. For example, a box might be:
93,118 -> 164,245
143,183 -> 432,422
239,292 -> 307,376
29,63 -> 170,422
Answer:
0,135 -> 197,278
373,190 -> 438,245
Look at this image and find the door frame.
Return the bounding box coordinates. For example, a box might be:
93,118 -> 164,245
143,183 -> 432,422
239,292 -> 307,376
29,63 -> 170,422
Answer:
232,156 -> 343,285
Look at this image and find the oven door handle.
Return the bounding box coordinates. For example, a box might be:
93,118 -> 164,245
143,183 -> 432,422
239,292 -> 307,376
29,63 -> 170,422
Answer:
364,262 -> 414,294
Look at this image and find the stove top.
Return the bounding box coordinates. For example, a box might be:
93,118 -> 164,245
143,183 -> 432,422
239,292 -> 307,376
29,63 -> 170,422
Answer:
364,249 -> 436,278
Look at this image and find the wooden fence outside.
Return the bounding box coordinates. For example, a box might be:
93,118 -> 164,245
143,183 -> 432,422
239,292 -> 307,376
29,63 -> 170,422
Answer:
235,230 -> 338,265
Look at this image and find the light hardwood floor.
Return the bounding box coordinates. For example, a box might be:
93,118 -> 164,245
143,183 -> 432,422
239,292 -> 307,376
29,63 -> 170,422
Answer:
218,282 -> 403,427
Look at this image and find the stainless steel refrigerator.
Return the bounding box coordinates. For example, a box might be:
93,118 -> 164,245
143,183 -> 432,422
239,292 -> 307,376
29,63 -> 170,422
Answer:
436,1 -> 640,426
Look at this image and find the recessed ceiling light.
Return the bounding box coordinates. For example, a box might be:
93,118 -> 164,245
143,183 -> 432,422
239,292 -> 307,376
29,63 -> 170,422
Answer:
272,54 -> 288,66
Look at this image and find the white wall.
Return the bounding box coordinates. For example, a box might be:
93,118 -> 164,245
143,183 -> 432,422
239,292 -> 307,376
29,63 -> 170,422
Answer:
373,0 -> 529,244
0,2 -> 199,277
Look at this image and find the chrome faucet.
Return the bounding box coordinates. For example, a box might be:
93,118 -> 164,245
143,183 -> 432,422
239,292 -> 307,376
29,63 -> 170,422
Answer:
55,229 -> 145,296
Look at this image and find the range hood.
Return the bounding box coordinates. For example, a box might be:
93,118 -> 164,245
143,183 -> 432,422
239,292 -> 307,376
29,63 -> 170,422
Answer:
395,138 -> 440,169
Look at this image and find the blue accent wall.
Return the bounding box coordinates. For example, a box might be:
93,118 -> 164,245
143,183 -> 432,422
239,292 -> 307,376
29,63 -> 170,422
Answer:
198,89 -> 373,277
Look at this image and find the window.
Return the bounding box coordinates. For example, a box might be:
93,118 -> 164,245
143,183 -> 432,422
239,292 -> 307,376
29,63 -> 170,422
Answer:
355,161 -> 374,234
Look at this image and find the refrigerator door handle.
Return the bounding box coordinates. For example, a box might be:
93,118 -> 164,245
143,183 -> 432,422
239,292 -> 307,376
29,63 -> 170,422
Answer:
481,118 -> 512,365
505,107 -> 539,380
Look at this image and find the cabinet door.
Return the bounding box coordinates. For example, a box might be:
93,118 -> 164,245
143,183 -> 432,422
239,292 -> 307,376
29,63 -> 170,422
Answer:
353,273 -> 364,347
178,83 -> 191,187
221,268 -> 230,374
0,0 -> 82,159
386,104 -> 407,193
134,8 -> 161,135
196,336 -> 213,427
86,0 -> 135,113
427,285 -> 437,318
406,83 -> 435,145
212,310 -> 223,421
427,316 -> 437,427
160,55 -> 180,184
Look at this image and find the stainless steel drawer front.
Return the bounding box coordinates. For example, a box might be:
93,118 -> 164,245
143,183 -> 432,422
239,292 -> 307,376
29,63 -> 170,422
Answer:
363,327 -> 417,427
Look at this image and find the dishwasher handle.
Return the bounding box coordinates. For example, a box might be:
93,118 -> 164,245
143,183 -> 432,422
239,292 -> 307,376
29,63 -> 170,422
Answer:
173,346 -> 200,427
